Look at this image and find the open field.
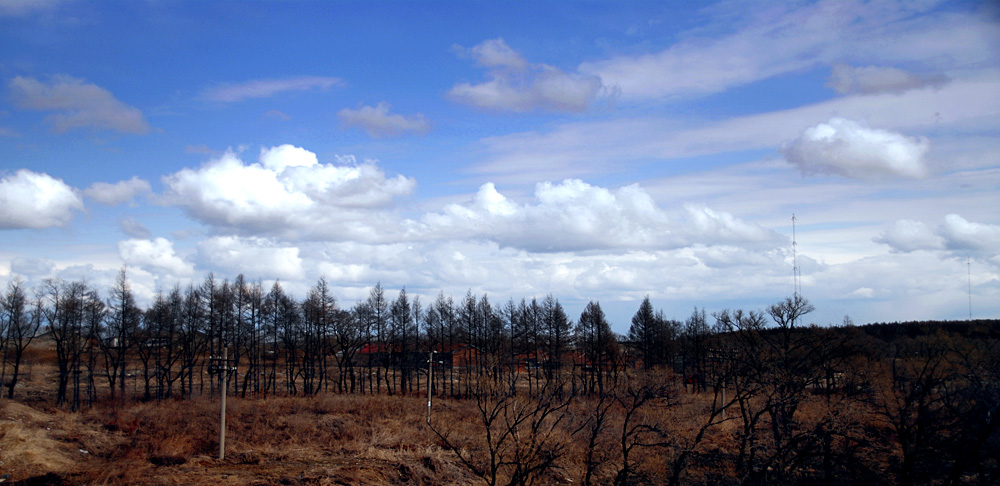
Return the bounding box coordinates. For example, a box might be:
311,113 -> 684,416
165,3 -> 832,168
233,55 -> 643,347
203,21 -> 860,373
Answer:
2,308 -> 998,485
1,392 -> 480,486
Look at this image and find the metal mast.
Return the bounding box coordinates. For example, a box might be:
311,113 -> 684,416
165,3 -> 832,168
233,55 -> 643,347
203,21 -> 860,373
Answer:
792,213 -> 801,300
968,257 -> 973,320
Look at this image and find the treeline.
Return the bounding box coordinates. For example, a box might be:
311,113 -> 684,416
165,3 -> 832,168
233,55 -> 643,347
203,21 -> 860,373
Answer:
0,269 -> 659,405
1,270 -> 998,485
1,268 -> 702,404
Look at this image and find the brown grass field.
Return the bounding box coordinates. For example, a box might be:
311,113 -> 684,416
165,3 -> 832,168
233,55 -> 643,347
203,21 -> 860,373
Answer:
1,391 -> 483,485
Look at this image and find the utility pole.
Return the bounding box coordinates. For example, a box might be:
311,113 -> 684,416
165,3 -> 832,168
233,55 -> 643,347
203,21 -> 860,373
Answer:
210,347 -> 235,460
426,350 -> 435,425
219,347 -> 227,460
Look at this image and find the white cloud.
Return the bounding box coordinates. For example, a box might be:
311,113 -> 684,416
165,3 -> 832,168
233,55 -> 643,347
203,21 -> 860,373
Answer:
259,144 -> 318,171
118,237 -> 195,277
471,75 -> 1000,182
339,102 -> 431,138
873,219 -> 945,252
848,287 -> 875,299
420,180 -> 782,252
161,145 -> 415,239
0,169 -> 83,229
8,75 -> 150,134
781,118 -> 929,180
938,214 -> 1000,255
84,176 -> 151,205
201,76 -> 343,103
449,38 -> 604,112
874,214 -> 1000,257
462,37 -> 528,69
827,64 -> 948,95
198,236 -> 304,280
9,257 -> 55,278
578,0 -> 999,101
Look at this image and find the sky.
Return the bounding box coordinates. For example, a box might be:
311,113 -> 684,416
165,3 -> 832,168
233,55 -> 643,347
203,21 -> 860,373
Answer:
1,0 -> 998,332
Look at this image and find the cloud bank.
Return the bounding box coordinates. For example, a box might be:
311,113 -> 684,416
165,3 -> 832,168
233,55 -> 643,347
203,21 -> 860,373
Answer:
875,214 -> 1000,258
419,180 -> 782,252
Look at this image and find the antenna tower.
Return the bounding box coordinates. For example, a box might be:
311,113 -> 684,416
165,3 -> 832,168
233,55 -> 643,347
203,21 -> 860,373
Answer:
968,257 -> 973,320
792,213 -> 801,300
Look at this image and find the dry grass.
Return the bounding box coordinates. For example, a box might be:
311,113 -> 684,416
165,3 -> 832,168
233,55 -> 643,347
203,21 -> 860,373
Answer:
0,394 -> 480,485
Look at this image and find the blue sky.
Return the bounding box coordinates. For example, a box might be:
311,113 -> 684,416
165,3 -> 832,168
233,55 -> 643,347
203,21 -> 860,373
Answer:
2,0 -> 998,331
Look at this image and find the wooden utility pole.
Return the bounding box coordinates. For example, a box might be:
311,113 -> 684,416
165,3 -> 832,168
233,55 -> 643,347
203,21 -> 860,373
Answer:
219,347 -> 227,460
210,348 -> 234,460
426,350 -> 435,425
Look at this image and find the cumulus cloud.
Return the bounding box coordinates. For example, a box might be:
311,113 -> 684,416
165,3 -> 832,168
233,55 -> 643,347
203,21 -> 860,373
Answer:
0,169 -> 83,229
84,176 -> 151,205
201,76 -> 343,103
873,219 -> 945,252
338,102 -> 431,138
118,237 -> 195,276
161,145 -> 415,238
938,214 -> 1000,254
781,118 -> 929,180
8,75 -> 150,134
420,180 -> 781,252
827,64 -> 949,95
449,38 -> 604,112
198,236 -> 304,280
875,214 -> 1000,257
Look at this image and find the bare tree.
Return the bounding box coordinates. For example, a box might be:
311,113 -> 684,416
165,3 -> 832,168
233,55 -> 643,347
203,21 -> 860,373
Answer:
102,267 -> 141,400
433,375 -> 575,486
2,278 -> 41,399
574,301 -> 618,395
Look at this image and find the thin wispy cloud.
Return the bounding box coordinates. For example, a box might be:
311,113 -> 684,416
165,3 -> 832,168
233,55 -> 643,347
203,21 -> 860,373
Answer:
8,75 -> 150,134
84,176 -> 152,205
201,76 -> 344,103
449,38 -> 604,113
339,102 -> 431,138
826,64 -> 949,95
578,0 -> 997,101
